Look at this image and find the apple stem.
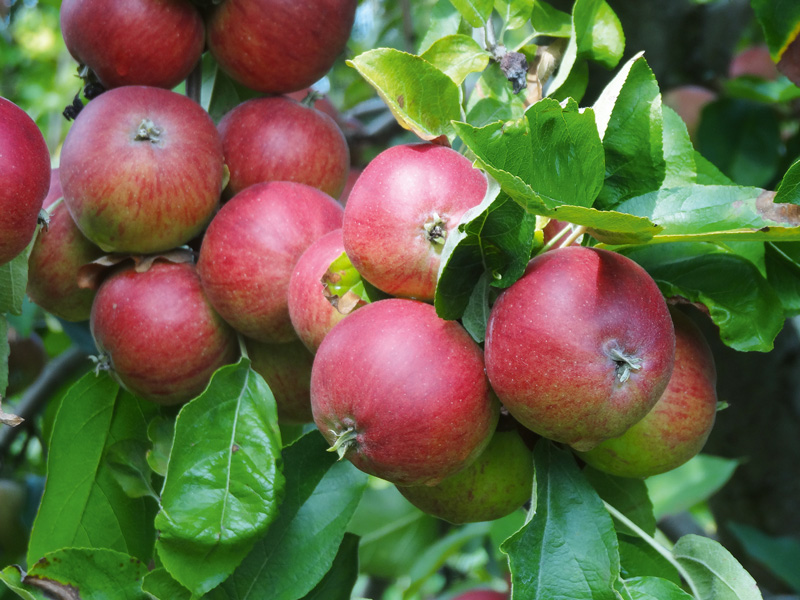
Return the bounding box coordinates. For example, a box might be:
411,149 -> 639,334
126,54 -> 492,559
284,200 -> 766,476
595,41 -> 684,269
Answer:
327,427 -> 358,460
559,225 -> 586,248
423,213 -> 448,246
134,119 -> 163,143
606,345 -> 642,383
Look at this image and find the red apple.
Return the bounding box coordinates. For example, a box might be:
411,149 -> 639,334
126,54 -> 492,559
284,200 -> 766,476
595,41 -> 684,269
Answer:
246,338 -> 314,424
576,308 -> 717,478
484,246 -> 676,452
206,0 -> 357,94
338,167 -> 362,206
662,85 -> 716,141
396,428 -> 533,524
60,0 -> 205,90
311,298 -> 499,486
449,590 -> 508,600
27,169 -> 105,322
60,86 -> 224,255
197,181 -> 344,343
287,229 -> 349,353
0,97 -> 50,266
91,261 -> 240,405
342,143 -> 487,301
218,96 -> 349,199
729,45 -> 779,80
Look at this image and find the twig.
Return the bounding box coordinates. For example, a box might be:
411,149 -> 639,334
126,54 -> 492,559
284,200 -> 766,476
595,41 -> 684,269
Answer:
185,59 -> 203,104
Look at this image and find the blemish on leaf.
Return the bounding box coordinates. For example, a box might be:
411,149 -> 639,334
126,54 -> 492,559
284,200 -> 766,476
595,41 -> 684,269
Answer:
24,577 -> 81,600
397,94 -> 405,108
232,444 -> 240,453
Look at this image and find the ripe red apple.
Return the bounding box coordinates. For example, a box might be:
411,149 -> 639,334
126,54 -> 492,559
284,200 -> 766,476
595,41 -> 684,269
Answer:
0,97 -> 50,266
311,298 -> 499,486
218,96 -> 349,199
576,308 -> 717,478
729,45 -> 779,80
449,590 -> 508,600
246,338 -> 314,424
287,229 -> 350,353
27,169 -> 105,322
91,261 -> 240,405
60,0 -> 204,90
342,143 -> 488,301
59,86 -> 224,255
206,0 -> 357,94
484,246 -> 676,452
197,181 -> 344,343
396,427 -> 533,524
662,85 -> 716,141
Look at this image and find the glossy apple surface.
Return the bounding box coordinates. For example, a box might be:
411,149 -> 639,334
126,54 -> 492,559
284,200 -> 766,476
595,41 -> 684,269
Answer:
311,298 -> 499,486
207,0 -> 357,94
219,96 -> 349,199
577,308 -> 717,478
91,261 -> 240,405
197,181 -> 344,343
342,143 -> 487,300
60,86 -> 224,254
0,97 -> 50,266
485,246 -> 676,451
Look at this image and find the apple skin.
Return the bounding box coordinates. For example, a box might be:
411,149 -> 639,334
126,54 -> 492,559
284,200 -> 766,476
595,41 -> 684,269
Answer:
311,298 -> 499,486
342,143 -> 487,301
27,169 -> 105,322
218,96 -> 349,199
91,261 -> 240,405
246,338 -> 315,424
396,428 -> 533,524
60,0 -> 204,90
197,181 -> 344,343
287,229 -> 349,353
576,308 -> 717,478
59,86 -> 224,255
449,590 -> 507,600
338,167 -> 362,206
0,97 -> 50,267
484,246 -> 676,452
729,45 -> 779,81
662,85 -> 716,141
206,0 -> 357,94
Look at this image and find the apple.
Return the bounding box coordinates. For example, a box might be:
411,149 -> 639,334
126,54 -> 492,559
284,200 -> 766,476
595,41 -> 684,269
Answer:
206,0 -> 357,94
59,85 -> 224,254
338,167 -> 362,206
311,298 -> 499,486
662,85 -> 716,141
484,246 -> 676,452
0,97 -> 50,266
729,45 -> 779,80
197,181 -> 344,343
449,590 -> 508,600
342,143 -> 488,301
218,96 -> 349,199
27,169 -> 105,322
576,308 -> 717,478
60,0 -> 205,90
396,427 -> 533,524
91,261 -> 240,405
246,338 -> 314,424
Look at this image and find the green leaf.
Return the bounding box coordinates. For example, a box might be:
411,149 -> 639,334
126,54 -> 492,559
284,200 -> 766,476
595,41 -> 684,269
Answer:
28,374 -> 157,564
146,415 -> 174,477
448,0 -> 493,27
573,0 -> 625,69
461,271 -> 493,342
662,106 -> 697,188
531,1 -> 571,36
624,576 -> 694,600
773,157 -> 800,205
10,548 -> 148,600
673,535 -> 763,600
646,454 -> 739,519
495,0 -> 533,31
105,439 -> 159,500
765,242 -> 800,315
727,522 -> 800,593
0,316 -> 7,398
621,243 -> 784,352
421,34 -> 491,85
593,53 -> 665,209
503,442 -> 620,600
695,152 -> 735,186
466,62 -> 527,120
348,48 -> 463,143
583,467 -> 656,536
418,1 -> 463,54
207,432 -> 368,600
300,534 -> 360,600
141,568 -> 192,600
200,52 -> 254,124
0,565 -> 48,600
155,359 -> 284,597
750,0 -> 800,66
618,537 -> 681,584
0,248 -> 30,315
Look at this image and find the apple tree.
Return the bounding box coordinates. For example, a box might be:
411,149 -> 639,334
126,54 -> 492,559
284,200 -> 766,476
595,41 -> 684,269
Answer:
2,0 -> 800,598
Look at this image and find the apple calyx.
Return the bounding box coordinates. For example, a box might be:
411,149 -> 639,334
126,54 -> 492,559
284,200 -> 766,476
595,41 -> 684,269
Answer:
89,352 -> 113,376
605,343 -> 642,383
134,119 -> 163,143
423,213 -> 448,246
326,426 -> 358,460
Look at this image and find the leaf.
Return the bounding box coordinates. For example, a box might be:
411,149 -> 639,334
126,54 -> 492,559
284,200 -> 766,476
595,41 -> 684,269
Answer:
750,0 -> 800,84
105,439 -> 159,500
583,467 -> 656,536
765,241 -> 800,315
28,373 -> 157,565
448,0 -> 493,28
573,0 -> 625,69
0,248 -> 30,315
593,53 -> 665,209
531,1 -> 571,37
155,359 -> 284,597
646,454 -> 739,519
0,565 -> 48,600
145,415 -> 174,477
141,569 -> 191,600
466,63 -> 527,121
618,537 -> 681,584
421,34 -> 491,85
1,316 -> 8,398
418,0 -> 463,54
300,534 -> 360,600
461,271 -> 493,343
662,105 -> 697,188
624,576 -> 694,600
348,48 -> 463,143
502,441 -> 620,600
773,157 -> 800,206
673,535 -> 763,600
727,522 -> 800,593
621,243 -> 784,352
206,431 -> 368,600
494,0 -> 533,31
